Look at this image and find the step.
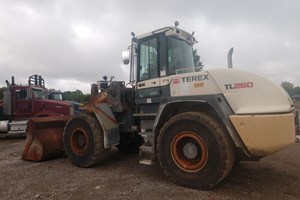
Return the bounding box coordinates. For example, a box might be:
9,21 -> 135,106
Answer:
139,145 -> 153,152
139,131 -> 152,143
139,131 -> 152,136
10,120 -> 28,132
133,113 -> 156,117
139,145 -> 156,165
8,130 -> 26,134
141,120 -> 154,130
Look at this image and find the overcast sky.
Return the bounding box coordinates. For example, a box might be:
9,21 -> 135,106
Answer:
0,0 -> 299,93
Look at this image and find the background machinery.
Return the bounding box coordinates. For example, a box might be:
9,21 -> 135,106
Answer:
0,74 -> 77,134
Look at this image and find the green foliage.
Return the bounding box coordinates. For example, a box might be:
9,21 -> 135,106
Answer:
0,86 -> 90,103
281,81 -> 300,96
0,87 -> 6,99
294,86 -> 300,95
281,81 -> 294,96
192,48 -> 204,70
63,90 -> 90,103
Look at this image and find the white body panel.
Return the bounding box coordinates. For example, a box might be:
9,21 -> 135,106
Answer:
208,69 -> 293,114
137,68 -> 292,115
170,71 -> 221,96
167,69 -> 292,114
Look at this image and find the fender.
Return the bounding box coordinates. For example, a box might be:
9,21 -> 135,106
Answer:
90,103 -> 120,148
82,92 -> 120,148
152,95 -> 252,157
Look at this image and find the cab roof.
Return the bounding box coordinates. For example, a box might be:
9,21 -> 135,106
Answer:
136,26 -> 197,45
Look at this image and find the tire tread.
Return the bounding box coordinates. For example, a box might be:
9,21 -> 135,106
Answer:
63,114 -> 110,168
157,112 -> 235,189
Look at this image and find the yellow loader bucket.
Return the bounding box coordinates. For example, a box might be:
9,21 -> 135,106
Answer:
22,116 -> 70,162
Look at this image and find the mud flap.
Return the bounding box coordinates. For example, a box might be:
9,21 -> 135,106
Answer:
22,116 -> 70,162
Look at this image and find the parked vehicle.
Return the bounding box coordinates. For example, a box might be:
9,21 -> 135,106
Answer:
0,75 -> 78,134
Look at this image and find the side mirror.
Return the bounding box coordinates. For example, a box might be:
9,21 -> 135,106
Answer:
122,50 -> 130,65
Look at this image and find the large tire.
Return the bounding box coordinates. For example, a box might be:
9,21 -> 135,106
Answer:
157,112 -> 235,189
64,114 -> 110,168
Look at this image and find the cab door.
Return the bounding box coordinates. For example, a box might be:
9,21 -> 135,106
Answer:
136,35 -> 170,114
13,88 -> 33,119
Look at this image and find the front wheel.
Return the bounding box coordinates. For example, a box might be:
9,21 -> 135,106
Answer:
64,114 -> 110,168
157,112 -> 235,189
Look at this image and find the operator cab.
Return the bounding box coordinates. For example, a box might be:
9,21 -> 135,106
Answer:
123,24 -> 197,81
123,23 -> 197,114
137,27 -> 197,81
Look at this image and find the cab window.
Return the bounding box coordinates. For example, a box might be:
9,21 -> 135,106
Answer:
15,89 -> 27,99
139,38 -> 158,81
32,89 -> 44,99
167,37 -> 195,75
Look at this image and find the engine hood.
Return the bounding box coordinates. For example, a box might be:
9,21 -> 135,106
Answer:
208,69 -> 293,114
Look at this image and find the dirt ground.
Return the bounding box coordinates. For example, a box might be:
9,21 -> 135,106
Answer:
0,104 -> 299,200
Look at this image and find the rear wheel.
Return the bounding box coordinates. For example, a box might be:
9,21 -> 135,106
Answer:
64,114 -> 110,167
157,112 -> 235,189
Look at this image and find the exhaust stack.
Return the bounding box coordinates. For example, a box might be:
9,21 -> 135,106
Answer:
227,47 -> 234,68
11,76 -> 15,85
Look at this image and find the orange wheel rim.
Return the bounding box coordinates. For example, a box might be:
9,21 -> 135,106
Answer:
71,128 -> 89,155
171,131 -> 208,172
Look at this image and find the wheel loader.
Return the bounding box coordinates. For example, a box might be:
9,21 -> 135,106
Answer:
22,23 -> 299,189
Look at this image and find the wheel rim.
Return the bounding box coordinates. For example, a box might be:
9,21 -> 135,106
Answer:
70,128 -> 89,155
171,131 -> 208,172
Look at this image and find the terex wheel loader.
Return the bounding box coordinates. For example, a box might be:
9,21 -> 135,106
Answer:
23,24 -> 299,189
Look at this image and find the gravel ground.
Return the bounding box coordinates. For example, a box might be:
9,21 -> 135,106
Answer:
0,138 -> 299,200
0,102 -> 299,200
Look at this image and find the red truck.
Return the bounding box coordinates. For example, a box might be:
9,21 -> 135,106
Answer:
0,75 -> 78,134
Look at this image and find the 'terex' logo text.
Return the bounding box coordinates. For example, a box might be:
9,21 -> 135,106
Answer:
181,74 -> 209,83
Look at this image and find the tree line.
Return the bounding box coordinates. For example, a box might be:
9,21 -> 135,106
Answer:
281,82 -> 300,97
0,87 -> 90,103
62,90 -> 90,103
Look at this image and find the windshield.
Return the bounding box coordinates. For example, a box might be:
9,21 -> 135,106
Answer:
51,93 -> 63,101
168,37 -> 195,74
32,89 -> 44,99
